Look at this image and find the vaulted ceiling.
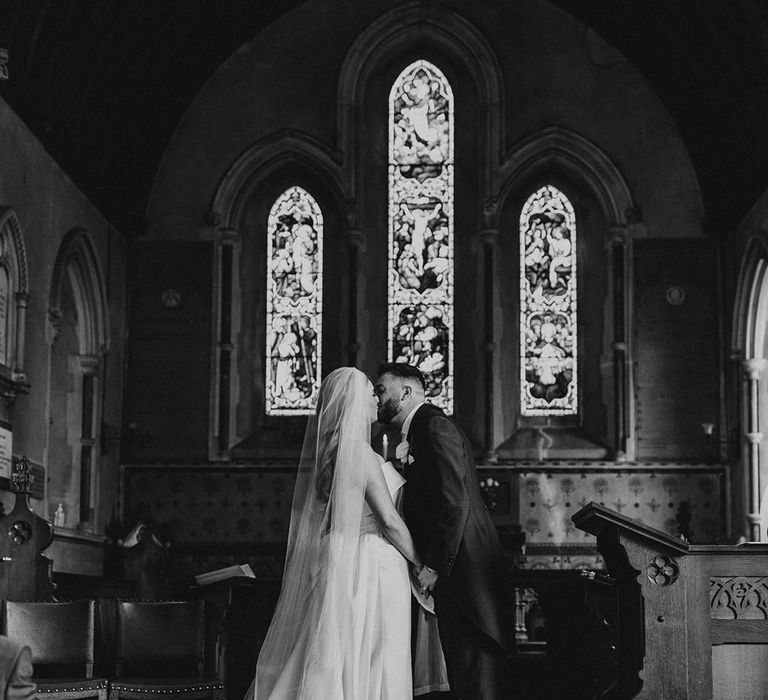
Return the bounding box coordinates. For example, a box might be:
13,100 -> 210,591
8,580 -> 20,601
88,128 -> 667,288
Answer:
2,0 -> 768,236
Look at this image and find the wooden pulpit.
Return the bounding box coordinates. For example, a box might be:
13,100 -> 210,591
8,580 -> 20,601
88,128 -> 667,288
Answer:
574,502 -> 768,700
0,456 -> 54,600
190,577 -> 282,700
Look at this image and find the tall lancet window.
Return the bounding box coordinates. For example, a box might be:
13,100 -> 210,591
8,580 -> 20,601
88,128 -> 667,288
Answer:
520,185 -> 578,415
265,186 -> 323,415
388,60 -> 454,413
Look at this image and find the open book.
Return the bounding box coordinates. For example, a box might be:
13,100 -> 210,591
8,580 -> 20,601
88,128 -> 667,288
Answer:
193,563 -> 255,586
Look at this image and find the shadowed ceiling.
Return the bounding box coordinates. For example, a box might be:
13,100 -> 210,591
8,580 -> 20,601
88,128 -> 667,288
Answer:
2,0 -> 768,236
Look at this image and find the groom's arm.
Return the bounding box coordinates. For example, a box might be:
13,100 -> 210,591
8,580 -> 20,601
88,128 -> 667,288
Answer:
423,415 -> 470,577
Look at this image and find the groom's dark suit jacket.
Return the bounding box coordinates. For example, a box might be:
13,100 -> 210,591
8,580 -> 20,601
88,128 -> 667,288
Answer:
402,403 -> 507,649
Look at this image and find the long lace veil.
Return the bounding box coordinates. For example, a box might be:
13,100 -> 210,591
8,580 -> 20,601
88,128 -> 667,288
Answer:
249,367 -> 374,699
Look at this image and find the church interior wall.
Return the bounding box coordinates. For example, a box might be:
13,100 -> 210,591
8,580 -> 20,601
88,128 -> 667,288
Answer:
0,0 -> 726,579
145,0 -> 703,442
113,0 -> 737,578
0,97 -> 128,575
146,0 -> 703,241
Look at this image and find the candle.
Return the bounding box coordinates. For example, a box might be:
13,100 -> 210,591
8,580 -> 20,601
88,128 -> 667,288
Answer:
382,434 -> 389,460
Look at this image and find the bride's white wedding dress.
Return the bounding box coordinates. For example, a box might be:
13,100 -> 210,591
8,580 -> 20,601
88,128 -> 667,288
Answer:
248,368 -> 449,700
249,457 -> 412,700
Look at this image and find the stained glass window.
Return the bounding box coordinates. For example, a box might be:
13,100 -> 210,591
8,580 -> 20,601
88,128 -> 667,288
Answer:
389,60 -> 454,413
266,186 -> 323,415
520,185 -> 577,415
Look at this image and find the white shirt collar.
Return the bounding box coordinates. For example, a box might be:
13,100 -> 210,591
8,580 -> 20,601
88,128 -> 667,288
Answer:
401,402 -> 425,439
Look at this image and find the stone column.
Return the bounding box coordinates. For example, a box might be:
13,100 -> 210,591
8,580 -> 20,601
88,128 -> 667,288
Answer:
479,225 -> 498,462
13,291 -> 28,376
345,219 -> 364,368
216,228 -> 238,458
743,357 -> 765,541
610,227 -> 629,461
77,353 -> 100,525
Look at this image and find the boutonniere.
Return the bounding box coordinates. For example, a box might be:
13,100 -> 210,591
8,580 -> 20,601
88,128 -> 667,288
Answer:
395,439 -> 415,465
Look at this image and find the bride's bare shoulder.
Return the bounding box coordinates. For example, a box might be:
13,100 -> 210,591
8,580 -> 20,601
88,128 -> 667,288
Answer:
355,441 -> 384,466
366,443 -> 385,464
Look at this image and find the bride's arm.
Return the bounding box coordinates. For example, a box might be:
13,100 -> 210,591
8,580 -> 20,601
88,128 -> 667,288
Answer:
364,460 -> 422,567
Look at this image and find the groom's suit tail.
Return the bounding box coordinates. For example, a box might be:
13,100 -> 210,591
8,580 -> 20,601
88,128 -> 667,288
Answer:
402,403 -> 509,651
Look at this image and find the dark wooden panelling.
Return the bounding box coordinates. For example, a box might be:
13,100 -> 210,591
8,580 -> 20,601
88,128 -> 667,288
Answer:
634,239 -> 720,460
124,242 -> 214,462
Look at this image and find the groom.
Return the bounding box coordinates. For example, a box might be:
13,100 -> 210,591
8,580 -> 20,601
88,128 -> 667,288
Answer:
375,362 -> 508,700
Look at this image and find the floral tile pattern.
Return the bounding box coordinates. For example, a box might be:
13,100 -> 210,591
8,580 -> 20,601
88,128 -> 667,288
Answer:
519,466 -> 724,568
124,464 -> 725,575
125,467 -> 297,543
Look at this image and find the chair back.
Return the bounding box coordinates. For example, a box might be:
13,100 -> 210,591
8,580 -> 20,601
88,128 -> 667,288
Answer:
2,599 -> 95,671
116,600 -> 205,673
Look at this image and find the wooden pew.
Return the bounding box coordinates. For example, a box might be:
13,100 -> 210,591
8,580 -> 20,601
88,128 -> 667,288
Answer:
574,502 -> 768,700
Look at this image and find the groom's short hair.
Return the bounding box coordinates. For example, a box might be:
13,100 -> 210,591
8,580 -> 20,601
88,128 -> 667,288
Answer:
377,362 -> 426,390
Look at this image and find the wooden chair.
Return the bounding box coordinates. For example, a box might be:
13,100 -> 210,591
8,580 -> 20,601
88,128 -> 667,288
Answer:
2,599 -> 108,699
109,600 -> 223,699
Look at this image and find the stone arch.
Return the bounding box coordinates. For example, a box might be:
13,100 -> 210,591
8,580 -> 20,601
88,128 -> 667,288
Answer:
209,132 -> 350,457
492,127 -> 635,460
732,233 -> 768,358
497,126 -> 635,227
337,1 -> 504,196
46,228 -> 108,530
211,131 -> 347,231
49,228 -> 108,355
732,232 -> 768,539
0,208 -> 30,296
0,208 -> 31,380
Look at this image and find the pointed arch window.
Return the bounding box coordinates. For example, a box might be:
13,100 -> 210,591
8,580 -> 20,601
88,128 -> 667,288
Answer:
520,185 -> 578,415
388,60 -> 454,413
0,209 -> 30,393
48,230 -> 107,530
265,186 -> 323,415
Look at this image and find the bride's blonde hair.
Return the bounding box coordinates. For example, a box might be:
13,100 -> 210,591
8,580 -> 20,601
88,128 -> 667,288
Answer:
314,367 -> 366,501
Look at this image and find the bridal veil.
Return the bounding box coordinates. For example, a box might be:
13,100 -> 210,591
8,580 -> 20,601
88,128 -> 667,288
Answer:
249,367 -> 377,699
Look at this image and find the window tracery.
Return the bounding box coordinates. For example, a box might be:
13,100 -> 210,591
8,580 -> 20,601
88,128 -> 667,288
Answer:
520,185 -> 578,415
388,60 -> 454,412
266,186 -> 323,415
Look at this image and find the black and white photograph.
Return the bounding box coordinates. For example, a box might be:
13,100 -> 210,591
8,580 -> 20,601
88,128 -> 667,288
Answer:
1,1 -> 768,698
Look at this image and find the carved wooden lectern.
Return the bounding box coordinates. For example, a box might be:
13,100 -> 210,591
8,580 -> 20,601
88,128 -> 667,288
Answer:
0,456 -> 54,600
574,502 -> 768,700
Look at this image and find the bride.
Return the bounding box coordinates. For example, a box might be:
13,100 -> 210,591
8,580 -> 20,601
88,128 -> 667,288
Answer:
246,367 -> 422,699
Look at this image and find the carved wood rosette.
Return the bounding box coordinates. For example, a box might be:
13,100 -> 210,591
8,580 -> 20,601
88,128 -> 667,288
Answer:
646,554 -> 680,587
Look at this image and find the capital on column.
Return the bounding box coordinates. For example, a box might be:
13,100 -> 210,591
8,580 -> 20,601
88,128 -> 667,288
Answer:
346,228 -> 364,251
477,228 -> 498,246
743,357 -> 766,380
608,225 -> 628,246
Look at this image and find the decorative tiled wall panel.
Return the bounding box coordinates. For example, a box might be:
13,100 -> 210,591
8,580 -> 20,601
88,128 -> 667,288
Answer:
477,461 -> 726,569
124,462 -> 726,576
124,466 -> 297,544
